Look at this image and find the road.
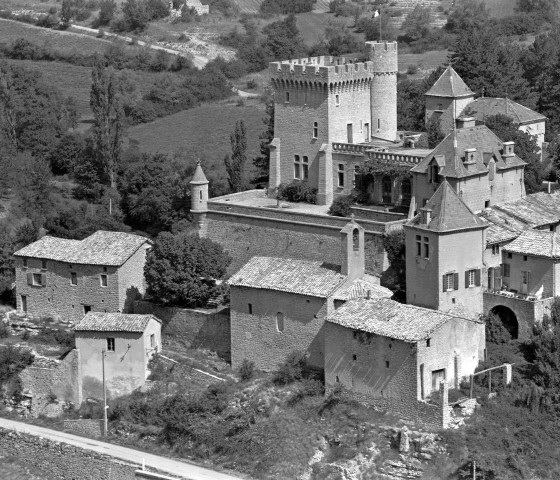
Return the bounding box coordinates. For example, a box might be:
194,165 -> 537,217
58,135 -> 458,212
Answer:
0,417 -> 245,480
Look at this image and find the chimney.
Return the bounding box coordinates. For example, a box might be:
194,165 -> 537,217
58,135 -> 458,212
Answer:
464,148 -> 476,164
340,220 -> 365,281
420,207 -> 432,225
503,141 -> 515,158
457,116 -> 476,129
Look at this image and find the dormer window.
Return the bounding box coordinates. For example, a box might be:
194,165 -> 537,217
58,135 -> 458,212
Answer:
429,163 -> 439,184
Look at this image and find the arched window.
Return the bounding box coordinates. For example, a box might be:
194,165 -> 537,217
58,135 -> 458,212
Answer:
276,312 -> 284,332
352,228 -> 359,252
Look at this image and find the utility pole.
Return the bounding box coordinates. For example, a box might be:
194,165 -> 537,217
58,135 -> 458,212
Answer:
102,349 -> 108,436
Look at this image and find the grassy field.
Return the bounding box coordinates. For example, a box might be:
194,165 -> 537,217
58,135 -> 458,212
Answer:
398,49 -> 449,72
126,99 -> 266,174
484,0 -> 516,18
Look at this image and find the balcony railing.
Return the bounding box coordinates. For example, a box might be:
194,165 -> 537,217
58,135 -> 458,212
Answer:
484,289 -> 540,302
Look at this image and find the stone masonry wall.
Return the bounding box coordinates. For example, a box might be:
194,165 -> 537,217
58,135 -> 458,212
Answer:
19,349 -> 82,416
117,245 -> 150,313
133,301 -> 231,361
0,427 -> 136,480
63,419 -> 104,437
204,212 -> 387,276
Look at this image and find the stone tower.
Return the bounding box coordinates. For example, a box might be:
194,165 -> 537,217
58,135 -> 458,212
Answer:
404,181 -> 487,318
367,41 -> 398,141
189,161 -> 209,231
340,217 -> 365,282
424,66 -> 475,134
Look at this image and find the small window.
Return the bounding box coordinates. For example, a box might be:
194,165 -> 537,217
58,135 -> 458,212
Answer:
304,93 -> 308,105
352,354 -> 357,361
352,228 -> 360,252
313,122 -> 318,139
492,244 -> 500,255
276,312 -> 284,332
507,252 -> 512,259
32,273 -> 43,286
69,264 -> 73,269
485,200 -> 490,208
502,263 -> 510,277
335,94 -> 340,106
385,360 -> 390,368
294,162 -> 301,180
83,305 -> 92,314
70,272 -> 77,286
41,260 -> 47,270
429,164 -> 439,184
426,338 -> 431,347
285,91 -> 290,102
107,338 -> 115,352
23,258 -> 28,268
21,295 -> 27,313
150,334 -> 155,349
443,273 -> 455,291
416,235 -> 422,256
423,237 -> 429,259
100,274 -> 108,287
523,255 -> 528,262
338,164 -> 345,188
437,103 -> 443,110
377,119 -> 381,130
248,303 -> 253,314
302,156 -> 309,180
103,266 -> 108,272
199,190 -> 203,200
466,269 -> 476,287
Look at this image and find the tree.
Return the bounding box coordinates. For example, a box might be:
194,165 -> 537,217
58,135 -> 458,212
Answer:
252,99 -> 274,186
96,0 -> 117,27
262,14 -> 306,61
60,0 -> 73,24
445,0 -> 489,32
224,120 -> 247,193
90,58 -> 124,190
119,0 -> 149,32
401,5 -> 432,42
483,114 -> 543,193
426,115 -> 444,148
381,229 -> 406,302
537,52 -> 560,134
144,232 -> 231,307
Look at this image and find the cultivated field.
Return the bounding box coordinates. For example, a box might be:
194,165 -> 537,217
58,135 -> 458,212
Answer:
233,0 -> 331,14
484,0 -> 516,18
126,99 -> 266,173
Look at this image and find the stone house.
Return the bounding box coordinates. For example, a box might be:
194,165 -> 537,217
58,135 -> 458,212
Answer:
75,312 -> 161,398
14,231 -> 152,323
228,220 -> 392,371
325,297 -> 485,425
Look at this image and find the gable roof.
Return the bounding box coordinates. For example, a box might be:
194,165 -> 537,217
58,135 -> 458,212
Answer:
411,126 -> 526,179
407,181 -> 487,232
14,231 -> 150,266
229,256 -> 346,298
462,97 -> 546,126
503,229 -> 560,259
332,275 -> 393,301
327,298 -> 474,343
75,312 -> 160,333
425,66 -> 474,98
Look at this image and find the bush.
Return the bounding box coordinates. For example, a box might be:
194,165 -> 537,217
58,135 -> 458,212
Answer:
407,64 -> 419,75
246,78 -> 258,89
328,195 -> 353,217
277,181 -> 317,204
273,351 -> 306,385
238,358 -> 255,381
0,321 -> 9,338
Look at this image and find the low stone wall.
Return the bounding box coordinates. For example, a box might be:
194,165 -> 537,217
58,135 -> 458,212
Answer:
19,349 -> 82,416
133,301 -> 230,361
63,419 -> 104,437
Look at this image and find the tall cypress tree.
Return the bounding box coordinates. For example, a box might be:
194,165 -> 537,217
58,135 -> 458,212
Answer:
224,120 -> 247,193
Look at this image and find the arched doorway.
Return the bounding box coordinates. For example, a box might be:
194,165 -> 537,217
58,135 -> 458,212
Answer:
401,177 -> 411,207
382,176 -> 392,204
490,305 -> 519,339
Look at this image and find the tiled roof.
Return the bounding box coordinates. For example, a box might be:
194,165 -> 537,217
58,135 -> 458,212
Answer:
407,181 -> 487,232
332,275 -> 393,301
75,312 -> 160,333
503,229 -> 560,258
190,162 -> 209,184
411,126 -> 526,179
480,191 -> 560,245
14,231 -> 150,266
462,97 -> 546,125
229,256 -> 345,298
327,298 -> 471,343
425,66 -> 474,98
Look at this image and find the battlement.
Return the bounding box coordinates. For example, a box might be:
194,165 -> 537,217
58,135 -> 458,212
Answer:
366,41 -> 398,73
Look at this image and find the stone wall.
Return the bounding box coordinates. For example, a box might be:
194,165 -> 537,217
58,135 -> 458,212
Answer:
133,301 -> 231,361
63,419 -> 104,437
19,349 -> 82,416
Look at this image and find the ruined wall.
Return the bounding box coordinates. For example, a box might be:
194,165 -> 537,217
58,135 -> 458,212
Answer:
63,419 -> 104,437
19,349 -> 82,416
133,301 -> 231,362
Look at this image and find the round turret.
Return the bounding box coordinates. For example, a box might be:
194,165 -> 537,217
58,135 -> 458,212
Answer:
189,161 -> 209,214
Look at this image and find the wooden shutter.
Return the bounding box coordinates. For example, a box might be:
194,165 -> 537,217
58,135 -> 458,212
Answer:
453,272 -> 459,290
475,269 -> 481,287
40,273 -> 47,287
27,272 -> 33,285
442,274 -> 446,292
464,271 -> 469,289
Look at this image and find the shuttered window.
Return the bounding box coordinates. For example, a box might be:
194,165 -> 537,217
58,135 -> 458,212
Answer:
442,272 -> 459,292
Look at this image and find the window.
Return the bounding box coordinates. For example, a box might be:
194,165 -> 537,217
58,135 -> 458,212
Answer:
377,119 -> 381,130
523,255 -> 528,262
502,263 -> 510,277
335,94 -> 340,106
338,164 -> 345,188
248,303 -> 253,314
302,156 -> 309,180
304,93 -> 308,105
83,305 -> 92,315
103,266 -> 107,272
107,338 -> 115,352
429,163 -> 439,184
416,235 -> 422,256
21,295 -> 27,313
294,162 -> 301,179
385,360 -> 390,368
364,123 -> 370,141
431,369 -> 446,391
443,272 -> 458,292
150,334 -> 155,349
22,258 -> 28,268
426,338 -> 431,348
347,123 -> 353,143
437,103 -> 443,110
353,166 -> 360,187
423,237 -> 429,259
313,122 -> 318,138
100,274 -> 108,287
416,236 -> 429,259
507,252 -> 512,259
70,272 -> 77,286
466,269 -> 480,288
41,260 -> 47,270
276,312 -> 284,332
485,200 -> 490,208
492,244 -> 500,255
32,273 -> 43,286
352,354 -> 357,361
285,91 -> 290,102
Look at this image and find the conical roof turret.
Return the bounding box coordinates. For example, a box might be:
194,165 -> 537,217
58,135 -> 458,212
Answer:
190,161 -> 209,185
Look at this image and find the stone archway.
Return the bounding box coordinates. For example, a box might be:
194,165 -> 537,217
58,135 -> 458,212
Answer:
490,305 -> 519,339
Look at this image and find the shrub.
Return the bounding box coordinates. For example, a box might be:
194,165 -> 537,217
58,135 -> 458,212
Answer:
54,329 -> 76,349
277,180 -> 317,204
238,358 -> 255,381
407,64 -> 419,75
0,321 -> 9,338
286,379 -> 324,406
273,351 -> 306,385
328,195 -> 353,217
246,78 -> 258,89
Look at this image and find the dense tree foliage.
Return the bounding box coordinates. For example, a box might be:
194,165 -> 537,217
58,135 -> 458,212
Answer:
260,0 -> 315,15
224,120 -> 247,193
144,232 -> 231,307
252,98 -> 274,187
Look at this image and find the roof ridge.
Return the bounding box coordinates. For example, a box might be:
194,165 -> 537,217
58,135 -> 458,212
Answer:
355,297 -> 473,321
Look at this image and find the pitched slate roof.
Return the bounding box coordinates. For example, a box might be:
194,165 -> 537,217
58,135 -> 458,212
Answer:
75,312 -> 160,333
411,126 -> 525,179
462,97 -> 546,126
503,229 -> 560,258
407,181 -> 487,232
229,257 -> 346,298
327,298 -> 472,343
332,275 -> 393,301
425,66 -> 474,98
14,231 -> 150,266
